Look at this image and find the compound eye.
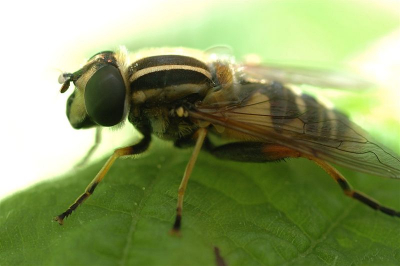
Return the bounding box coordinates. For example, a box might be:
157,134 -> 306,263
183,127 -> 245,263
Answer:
85,65 -> 126,126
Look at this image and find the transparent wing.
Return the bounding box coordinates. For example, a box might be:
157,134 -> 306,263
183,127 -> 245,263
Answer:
242,64 -> 375,90
191,82 -> 400,179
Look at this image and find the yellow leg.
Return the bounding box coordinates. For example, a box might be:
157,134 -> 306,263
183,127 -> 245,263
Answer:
75,127 -> 102,168
171,128 -> 207,234
307,155 -> 400,217
55,136 -> 151,225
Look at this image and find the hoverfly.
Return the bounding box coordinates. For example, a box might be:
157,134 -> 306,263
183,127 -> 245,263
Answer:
55,46 -> 400,233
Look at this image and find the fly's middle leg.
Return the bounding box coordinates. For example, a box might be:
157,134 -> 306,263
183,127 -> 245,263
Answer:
170,128 -> 208,235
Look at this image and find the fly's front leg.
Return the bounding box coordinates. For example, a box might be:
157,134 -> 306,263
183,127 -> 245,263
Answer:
75,127 -> 103,168
171,128 -> 207,235
54,135 -> 151,225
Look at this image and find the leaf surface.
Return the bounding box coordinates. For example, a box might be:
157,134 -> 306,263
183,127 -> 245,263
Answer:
1,142 -> 399,265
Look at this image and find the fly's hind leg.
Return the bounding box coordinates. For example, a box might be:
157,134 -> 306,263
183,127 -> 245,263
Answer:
54,135 -> 151,225
206,142 -> 400,218
206,142 -> 303,162
307,156 -> 400,217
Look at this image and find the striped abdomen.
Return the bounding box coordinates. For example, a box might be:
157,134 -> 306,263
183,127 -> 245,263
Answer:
198,82 -> 362,143
129,55 -> 214,105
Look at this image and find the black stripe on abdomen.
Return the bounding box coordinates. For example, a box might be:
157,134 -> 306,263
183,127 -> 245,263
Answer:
263,82 -> 301,132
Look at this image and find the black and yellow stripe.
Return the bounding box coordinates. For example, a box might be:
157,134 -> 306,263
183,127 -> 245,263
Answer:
129,55 -> 212,90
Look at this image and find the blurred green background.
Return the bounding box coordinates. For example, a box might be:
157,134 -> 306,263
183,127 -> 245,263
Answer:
77,1 -> 399,63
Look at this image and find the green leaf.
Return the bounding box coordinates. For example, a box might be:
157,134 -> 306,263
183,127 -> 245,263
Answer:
1,140 -> 399,265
